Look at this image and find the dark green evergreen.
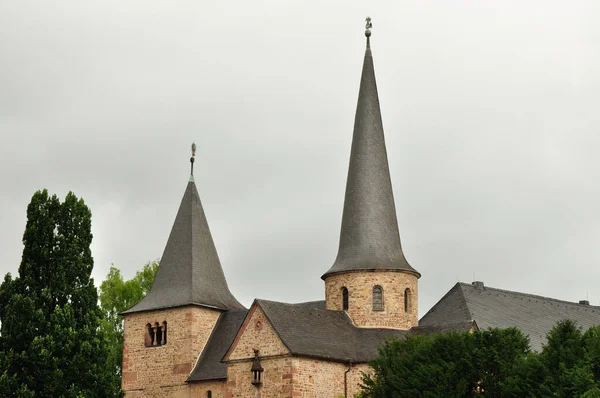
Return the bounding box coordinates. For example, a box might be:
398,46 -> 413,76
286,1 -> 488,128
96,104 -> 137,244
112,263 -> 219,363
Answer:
0,190 -> 122,397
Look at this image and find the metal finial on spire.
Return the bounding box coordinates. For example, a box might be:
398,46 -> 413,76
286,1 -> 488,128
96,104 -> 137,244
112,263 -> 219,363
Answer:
190,142 -> 196,177
365,16 -> 372,47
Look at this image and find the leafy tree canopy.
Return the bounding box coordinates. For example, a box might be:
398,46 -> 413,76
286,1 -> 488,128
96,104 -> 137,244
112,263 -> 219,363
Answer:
98,260 -> 159,380
361,320 -> 600,398
0,190 -> 121,397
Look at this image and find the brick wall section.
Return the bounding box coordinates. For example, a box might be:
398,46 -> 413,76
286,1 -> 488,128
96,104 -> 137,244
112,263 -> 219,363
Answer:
226,356 -> 372,397
324,270 -> 418,329
227,305 -> 290,361
122,306 -> 221,397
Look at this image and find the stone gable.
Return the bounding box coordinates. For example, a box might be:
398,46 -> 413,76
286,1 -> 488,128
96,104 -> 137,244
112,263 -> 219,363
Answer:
226,304 -> 290,361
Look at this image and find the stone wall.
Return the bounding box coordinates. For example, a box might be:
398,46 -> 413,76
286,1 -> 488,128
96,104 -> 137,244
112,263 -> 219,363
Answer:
324,270 -> 418,329
189,380 -> 226,398
225,356 -> 371,398
122,305 -> 221,397
226,305 -> 290,361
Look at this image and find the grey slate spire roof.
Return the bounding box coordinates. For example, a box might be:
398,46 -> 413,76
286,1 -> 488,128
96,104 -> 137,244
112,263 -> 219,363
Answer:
323,27 -> 419,279
122,172 -> 244,314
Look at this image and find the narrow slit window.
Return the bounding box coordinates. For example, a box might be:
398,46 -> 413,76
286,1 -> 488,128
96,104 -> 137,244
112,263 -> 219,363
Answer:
207,391 -> 212,398
373,286 -> 383,311
404,289 -> 410,313
342,287 -> 349,311
155,322 -> 162,345
162,321 -> 168,345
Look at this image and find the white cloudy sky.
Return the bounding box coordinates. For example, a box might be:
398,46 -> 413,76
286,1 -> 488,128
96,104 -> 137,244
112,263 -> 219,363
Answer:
1,1 -> 599,316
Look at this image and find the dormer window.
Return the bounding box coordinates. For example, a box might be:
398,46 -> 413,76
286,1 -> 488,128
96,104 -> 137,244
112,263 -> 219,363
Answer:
342,287 -> 349,311
373,286 -> 383,311
251,349 -> 263,386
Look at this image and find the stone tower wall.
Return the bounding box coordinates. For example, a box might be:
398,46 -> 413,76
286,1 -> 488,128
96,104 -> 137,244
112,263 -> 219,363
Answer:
122,306 -> 221,397
324,270 -> 418,329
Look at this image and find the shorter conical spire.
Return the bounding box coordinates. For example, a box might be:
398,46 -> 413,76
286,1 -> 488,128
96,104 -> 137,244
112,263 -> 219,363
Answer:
323,20 -> 420,279
123,149 -> 244,313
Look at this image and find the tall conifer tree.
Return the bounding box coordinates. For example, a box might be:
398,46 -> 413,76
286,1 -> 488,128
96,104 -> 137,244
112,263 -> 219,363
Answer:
0,190 -> 121,397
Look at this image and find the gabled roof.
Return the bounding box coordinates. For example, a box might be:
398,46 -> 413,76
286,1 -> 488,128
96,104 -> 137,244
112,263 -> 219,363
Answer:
420,282 -> 600,351
188,299 -> 474,382
187,309 -> 247,382
122,179 -> 244,314
323,29 -> 419,279
224,299 -> 409,364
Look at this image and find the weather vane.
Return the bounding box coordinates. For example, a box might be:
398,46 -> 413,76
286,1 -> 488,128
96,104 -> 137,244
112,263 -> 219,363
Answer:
365,16 -> 372,46
190,142 -> 196,177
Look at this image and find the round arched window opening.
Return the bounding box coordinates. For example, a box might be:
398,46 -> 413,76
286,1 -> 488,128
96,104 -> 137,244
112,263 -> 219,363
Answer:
404,288 -> 411,313
373,286 -> 383,311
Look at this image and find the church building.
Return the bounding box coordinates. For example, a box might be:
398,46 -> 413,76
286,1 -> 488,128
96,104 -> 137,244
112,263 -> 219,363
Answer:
120,22 -> 600,398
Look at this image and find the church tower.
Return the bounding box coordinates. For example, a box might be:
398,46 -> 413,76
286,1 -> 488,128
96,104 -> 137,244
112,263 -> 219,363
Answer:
121,146 -> 244,397
322,21 -> 420,330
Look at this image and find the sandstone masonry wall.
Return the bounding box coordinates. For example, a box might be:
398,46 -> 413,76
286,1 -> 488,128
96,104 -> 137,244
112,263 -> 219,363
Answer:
122,306 -> 221,397
226,356 -> 371,398
227,305 -> 290,361
189,380 -> 226,397
324,270 -> 418,329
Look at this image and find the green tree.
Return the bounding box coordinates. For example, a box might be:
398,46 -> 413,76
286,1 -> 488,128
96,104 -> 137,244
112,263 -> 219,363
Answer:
360,327 -> 530,398
99,260 -> 159,380
0,190 -> 121,397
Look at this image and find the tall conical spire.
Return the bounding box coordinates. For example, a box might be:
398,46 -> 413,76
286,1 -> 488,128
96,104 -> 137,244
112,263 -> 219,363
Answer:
323,20 -> 420,279
123,147 -> 244,313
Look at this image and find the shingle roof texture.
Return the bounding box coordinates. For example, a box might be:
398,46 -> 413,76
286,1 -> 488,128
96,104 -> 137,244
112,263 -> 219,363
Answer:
323,40 -> 419,279
122,180 -> 243,314
188,300 -> 474,382
187,309 -> 247,382
420,282 -> 600,351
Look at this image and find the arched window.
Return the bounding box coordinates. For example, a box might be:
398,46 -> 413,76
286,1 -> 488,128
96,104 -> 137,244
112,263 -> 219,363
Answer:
342,287 -> 349,311
404,288 -> 410,313
373,286 -> 383,311
162,321 -> 168,345
144,323 -> 154,347
207,391 -> 212,398
155,322 -> 162,345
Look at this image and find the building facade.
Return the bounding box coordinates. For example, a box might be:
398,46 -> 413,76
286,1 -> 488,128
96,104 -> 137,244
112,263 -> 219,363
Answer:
121,25 -> 600,398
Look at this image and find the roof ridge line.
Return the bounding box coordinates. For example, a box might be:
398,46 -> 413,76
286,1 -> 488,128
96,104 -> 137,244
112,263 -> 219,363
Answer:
458,282 -> 600,308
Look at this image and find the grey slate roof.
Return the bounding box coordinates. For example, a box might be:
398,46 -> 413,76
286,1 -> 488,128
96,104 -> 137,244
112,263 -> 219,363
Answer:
187,299 -> 474,382
122,179 -> 244,314
323,35 -> 419,279
420,282 -> 600,351
187,309 -> 247,382
253,299 -> 408,363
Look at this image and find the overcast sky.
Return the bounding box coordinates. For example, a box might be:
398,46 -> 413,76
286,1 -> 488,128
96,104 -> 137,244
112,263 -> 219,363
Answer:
1,1 -> 599,316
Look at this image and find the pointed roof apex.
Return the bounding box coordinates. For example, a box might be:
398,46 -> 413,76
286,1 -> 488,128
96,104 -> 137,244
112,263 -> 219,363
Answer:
122,151 -> 244,314
365,16 -> 372,48
323,25 -> 420,279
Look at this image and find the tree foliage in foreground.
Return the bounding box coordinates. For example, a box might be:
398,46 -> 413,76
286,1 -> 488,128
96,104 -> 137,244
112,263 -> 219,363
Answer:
99,260 -> 159,380
0,190 -> 121,397
361,320 -> 600,398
